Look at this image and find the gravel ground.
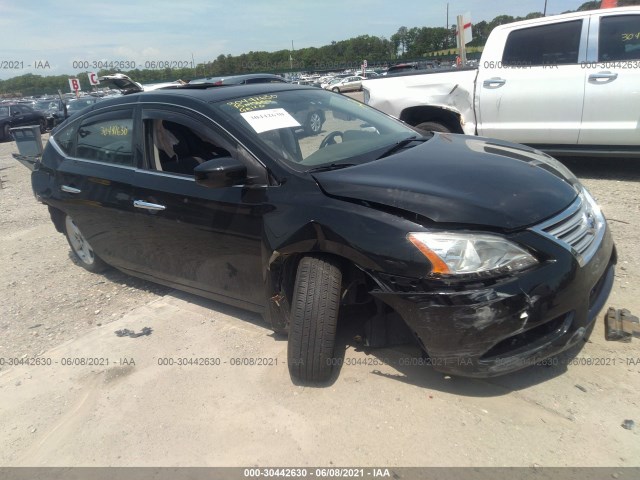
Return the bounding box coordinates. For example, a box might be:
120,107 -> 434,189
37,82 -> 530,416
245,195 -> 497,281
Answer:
0,134 -> 171,361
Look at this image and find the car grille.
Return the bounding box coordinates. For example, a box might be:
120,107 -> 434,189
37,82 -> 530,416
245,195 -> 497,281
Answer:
531,191 -> 605,267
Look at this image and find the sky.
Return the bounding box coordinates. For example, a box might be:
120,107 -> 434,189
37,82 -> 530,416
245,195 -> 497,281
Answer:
0,0 -> 593,80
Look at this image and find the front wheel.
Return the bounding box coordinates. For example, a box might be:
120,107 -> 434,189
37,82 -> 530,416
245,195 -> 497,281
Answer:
287,255 -> 342,383
39,119 -> 47,133
415,121 -> 451,134
2,124 -> 10,141
64,215 -> 108,273
332,87 -> 340,93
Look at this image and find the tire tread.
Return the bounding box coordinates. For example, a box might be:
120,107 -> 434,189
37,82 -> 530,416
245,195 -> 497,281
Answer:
288,255 -> 341,382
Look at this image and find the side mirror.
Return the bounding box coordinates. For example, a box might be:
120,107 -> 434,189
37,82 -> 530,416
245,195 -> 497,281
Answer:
194,156 -> 247,188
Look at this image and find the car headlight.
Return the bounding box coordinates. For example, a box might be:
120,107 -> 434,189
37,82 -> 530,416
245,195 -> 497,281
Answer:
407,232 -> 538,278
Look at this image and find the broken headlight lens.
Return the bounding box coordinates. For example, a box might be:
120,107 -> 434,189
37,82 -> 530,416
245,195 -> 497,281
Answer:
408,232 -> 538,278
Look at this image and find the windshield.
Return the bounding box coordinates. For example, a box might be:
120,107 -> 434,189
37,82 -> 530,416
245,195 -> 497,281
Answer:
214,89 -> 420,171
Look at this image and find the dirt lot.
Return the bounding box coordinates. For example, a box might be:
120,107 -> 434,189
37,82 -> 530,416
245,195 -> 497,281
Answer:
0,128 -> 639,467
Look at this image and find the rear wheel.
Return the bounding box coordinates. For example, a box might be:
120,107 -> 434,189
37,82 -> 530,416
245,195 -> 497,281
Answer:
415,121 -> 451,134
287,255 -> 342,383
64,215 -> 107,273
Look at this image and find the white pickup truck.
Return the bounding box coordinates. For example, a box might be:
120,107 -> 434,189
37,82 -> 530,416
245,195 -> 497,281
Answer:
363,7 -> 640,157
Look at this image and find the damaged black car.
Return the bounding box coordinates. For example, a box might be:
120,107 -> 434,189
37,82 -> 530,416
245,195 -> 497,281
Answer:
26,83 -> 616,383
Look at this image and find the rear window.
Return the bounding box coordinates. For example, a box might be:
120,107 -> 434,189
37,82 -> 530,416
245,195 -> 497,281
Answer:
599,14 -> 640,61
502,20 -> 583,66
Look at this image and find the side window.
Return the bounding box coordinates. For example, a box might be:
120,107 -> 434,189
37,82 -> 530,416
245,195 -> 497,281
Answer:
143,115 -> 231,176
599,15 -> 640,61
503,20 -> 583,66
53,120 -> 79,155
76,110 -> 134,166
142,109 -> 267,184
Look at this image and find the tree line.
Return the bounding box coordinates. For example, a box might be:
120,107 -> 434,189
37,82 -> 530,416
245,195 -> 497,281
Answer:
1,0 -> 637,97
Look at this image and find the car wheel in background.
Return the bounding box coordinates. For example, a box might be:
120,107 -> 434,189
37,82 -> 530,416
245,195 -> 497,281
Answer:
332,87 -> 340,93
287,255 -> 342,383
39,119 -> 47,133
64,215 -> 108,273
2,124 -> 10,141
415,121 -> 451,133
305,111 -> 323,135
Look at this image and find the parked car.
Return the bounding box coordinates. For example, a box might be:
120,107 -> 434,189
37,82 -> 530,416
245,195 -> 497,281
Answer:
324,76 -> 364,93
65,96 -> 102,118
385,63 -> 420,75
0,103 -> 47,141
34,98 -> 67,129
24,83 -> 615,384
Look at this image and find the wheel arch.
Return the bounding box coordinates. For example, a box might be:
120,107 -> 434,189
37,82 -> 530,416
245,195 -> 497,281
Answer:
400,106 -> 464,134
265,221 -> 389,330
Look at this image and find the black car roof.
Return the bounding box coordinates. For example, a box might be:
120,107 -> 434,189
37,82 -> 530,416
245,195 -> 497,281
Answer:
74,83 -> 320,113
190,73 -> 286,84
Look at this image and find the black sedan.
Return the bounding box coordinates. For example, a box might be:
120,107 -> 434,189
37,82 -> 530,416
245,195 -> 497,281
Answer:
1,103 -> 47,141
28,84 -> 616,383
65,96 -> 102,118
34,98 -> 67,129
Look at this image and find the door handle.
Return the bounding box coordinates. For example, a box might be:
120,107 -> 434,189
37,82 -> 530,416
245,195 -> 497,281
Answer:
61,185 -> 81,194
588,71 -> 618,83
483,77 -> 506,89
134,200 -> 166,211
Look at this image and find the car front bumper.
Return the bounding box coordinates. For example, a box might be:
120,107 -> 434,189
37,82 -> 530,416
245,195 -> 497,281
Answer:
371,226 -> 616,377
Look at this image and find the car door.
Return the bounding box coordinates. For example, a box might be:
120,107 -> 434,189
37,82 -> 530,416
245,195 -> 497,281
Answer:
130,105 -> 268,309
477,18 -> 588,145
579,12 -> 640,146
52,106 -> 142,269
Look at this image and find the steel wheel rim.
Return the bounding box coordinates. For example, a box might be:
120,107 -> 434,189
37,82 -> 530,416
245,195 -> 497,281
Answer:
65,216 -> 95,265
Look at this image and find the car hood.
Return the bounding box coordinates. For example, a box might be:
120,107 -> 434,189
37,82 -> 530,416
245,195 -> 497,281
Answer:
312,133 -> 580,230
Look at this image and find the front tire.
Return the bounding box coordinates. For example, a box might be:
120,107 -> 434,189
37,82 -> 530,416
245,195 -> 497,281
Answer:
64,215 -> 107,273
287,255 -> 342,383
415,121 -> 451,134
2,124 -> 10,141
332,87 -> 340,93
